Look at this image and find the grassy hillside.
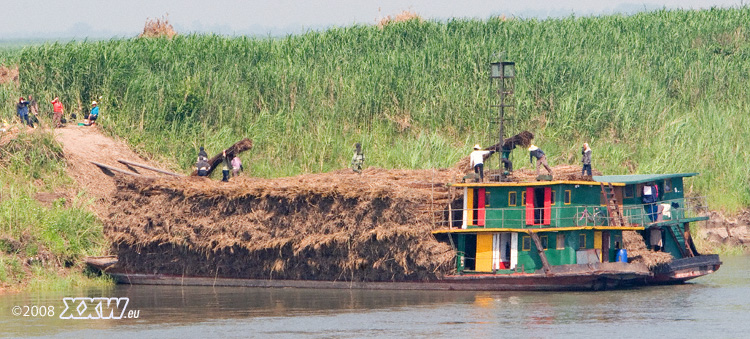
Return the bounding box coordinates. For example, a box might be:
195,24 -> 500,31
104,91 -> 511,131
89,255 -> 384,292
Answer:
9,7 -> 750,212
0,131 -> 110,291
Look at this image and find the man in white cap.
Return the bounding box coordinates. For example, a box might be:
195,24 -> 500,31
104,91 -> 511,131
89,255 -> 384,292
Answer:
88,101 -> 99,125
470,144 -> 494,182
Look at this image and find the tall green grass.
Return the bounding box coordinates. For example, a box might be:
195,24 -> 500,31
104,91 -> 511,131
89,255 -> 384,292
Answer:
11,7 -> 750,212
0,132 -> 109,289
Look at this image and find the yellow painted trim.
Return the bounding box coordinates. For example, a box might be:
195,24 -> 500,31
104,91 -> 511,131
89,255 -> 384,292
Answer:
466,188 -> 474,226
540,235 -> 548,250
475,234 -> 493,272
594,231 -> 603,262
522,236 -> 531,251
450,181 -> 625,187
432,226 -> 645,234
556,233 -> 565,250
551,190 -> 556,205
508,191 -> 517,207
579,233 -> 587,249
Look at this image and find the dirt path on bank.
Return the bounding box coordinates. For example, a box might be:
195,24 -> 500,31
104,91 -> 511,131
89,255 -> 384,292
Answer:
53,125 -> 177,203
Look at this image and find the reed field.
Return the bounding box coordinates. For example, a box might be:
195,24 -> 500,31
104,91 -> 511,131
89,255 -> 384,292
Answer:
4,8 -> 750,214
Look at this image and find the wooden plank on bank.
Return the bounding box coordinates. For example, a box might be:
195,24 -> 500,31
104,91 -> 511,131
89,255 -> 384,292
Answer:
117,159 -> 183,177
91,161 -> 142,177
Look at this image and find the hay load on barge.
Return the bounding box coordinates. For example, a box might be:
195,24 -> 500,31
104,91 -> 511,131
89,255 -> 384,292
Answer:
90,163 -> 720,291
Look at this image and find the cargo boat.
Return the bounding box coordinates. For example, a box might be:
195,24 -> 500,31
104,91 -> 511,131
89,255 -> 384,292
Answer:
88,172 -> 719,291
430,172 -> 721,289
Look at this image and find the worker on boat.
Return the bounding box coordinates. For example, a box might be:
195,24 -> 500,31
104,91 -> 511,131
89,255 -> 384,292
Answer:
581,142 -> 592,177
529,144 -> 553,176
221,150 -> 231,182
198,146 -> 208,162
351,142 -> 365,173
470,144 -> 494,182
500,140 -> 516,174
195,148 -> 210,177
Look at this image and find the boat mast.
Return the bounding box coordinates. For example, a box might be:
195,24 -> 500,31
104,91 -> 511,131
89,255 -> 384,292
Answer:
490,55 -> 515,181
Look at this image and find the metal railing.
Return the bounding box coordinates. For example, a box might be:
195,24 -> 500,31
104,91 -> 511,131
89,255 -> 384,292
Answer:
436,196 -> 707,229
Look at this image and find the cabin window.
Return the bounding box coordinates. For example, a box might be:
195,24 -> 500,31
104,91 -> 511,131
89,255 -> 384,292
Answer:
485,191 -> 491,207
508,191 -> 517,206
624,185 -> 634,199
521,191 -> 526,206
613,234 -> 622,250
522,236 -> 531,251
540,236 -> 548,250
664,179 -> 672,192
579,233 -> 587,249
564,190 -> 572,205
636,184 -> 644,197
550,190 -> 556,205
556,233 -> 565,250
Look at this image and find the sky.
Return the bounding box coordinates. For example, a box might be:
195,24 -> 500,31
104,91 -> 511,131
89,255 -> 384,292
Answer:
0,0 -> 746,40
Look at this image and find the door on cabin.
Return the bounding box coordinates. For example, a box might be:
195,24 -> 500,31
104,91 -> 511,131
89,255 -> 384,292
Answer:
526,187 -> 552,225
601,231 -> 610,262
478,233 -> 516,271
496,233 -> 515,269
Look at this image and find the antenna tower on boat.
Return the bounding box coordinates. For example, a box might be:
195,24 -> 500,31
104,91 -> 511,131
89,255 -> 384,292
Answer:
490,53 -> 515,181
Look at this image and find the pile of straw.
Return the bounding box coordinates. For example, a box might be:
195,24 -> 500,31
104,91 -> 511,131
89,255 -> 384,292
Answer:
139,15 -> 177,39
622,230 -> 673,267
105,167 -> 463,282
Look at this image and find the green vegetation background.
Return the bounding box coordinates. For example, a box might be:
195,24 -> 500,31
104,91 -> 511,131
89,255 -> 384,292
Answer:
2,8 -> 750,287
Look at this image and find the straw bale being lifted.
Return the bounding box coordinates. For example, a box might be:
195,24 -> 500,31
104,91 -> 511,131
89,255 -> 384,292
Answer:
104,167 -> 464,282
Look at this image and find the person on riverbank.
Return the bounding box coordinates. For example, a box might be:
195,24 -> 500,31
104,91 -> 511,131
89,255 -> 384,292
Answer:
51,97 -> 64,128
581,142 -> 592,176
351,143 -> 365,173
28,95 -> 39,123
470,144 -> 494,182
87,101 -> 99,125
231,154 -> 242,177
529,144 -> 553,176
16,97 -> 33,128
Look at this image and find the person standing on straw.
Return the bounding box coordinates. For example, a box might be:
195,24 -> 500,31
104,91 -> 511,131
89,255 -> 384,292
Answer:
231,155 -> 242,177
581,143 -> 592,177
351,142 -> 365,173
470,144 -> 494,182
529,144 -> 553,176
221,150 -> 231,182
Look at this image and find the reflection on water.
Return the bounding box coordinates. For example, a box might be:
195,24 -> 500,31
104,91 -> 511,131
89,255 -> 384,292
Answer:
1,255 -> 749,338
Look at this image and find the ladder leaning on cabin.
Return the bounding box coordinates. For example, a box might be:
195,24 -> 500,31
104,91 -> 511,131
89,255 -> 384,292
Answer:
600,182 -> 625,226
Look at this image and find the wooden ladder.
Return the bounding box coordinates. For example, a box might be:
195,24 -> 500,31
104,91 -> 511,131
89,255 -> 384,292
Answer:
600,182 -> 625,226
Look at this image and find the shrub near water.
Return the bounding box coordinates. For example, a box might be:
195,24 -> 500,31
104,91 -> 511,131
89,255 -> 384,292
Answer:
0,132 -> 110,290
15,8 -> 750,212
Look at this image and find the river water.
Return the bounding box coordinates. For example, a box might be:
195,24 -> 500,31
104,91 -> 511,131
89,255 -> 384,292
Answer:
1,255 -> 748,338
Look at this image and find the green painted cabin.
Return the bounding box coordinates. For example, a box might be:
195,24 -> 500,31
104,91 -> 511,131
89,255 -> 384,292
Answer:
435,173 -> 705,274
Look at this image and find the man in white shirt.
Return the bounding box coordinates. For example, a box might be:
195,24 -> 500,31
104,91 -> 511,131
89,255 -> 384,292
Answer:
470,144 -> 494,182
